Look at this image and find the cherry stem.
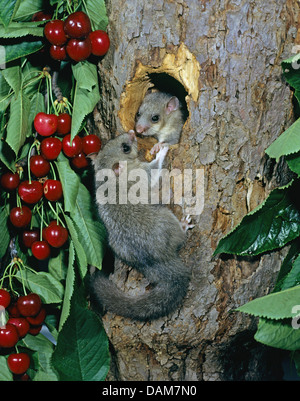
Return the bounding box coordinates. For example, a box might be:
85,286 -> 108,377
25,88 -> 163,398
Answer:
47,201 -> 65,227
40,204 -> 44,241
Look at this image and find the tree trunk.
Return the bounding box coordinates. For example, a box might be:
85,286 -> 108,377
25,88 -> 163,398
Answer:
92,0 -> 299,380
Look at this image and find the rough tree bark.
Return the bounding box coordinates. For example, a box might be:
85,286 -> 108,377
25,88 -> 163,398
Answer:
92,0 -> 299,380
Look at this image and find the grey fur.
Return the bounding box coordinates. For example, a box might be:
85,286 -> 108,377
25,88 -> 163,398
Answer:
90,132 -> 191,321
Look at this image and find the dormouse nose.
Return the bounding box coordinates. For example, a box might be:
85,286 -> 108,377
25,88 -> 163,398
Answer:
135,124 -> 148,134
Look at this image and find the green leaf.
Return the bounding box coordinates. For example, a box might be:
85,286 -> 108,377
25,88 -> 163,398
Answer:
14,0 -> 44,21
71,62 -> 100,140
1,65 -> 21,95
214,183 -> 300,256
237,285 -> 300,320
71,183 -> 106,269
265,118 -> 300,161
55,157 -> 80,213
0,204 -> 10,258
0,356 -> 13,381
3,40 -> 44,64
254,317 -> 300,351
6,90 -> 30,155
51,283 -> 110,381
65,215 -> 88,279
287,152 -> 300,177
20,332 -> 58,381
0,0 -> 20,26
58,241 -> 76,331
0,22 -> 44,38
15,270 -> 64,304
84,0 -> 108,31
281,254 -> 300,291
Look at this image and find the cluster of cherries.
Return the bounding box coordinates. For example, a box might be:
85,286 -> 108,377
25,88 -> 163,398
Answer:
0,289 -> 45,379
43,10 -> 110,62
1,109 -> 101,260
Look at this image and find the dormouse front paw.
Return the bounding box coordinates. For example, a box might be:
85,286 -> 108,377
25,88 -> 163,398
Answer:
180,215 -> 195,233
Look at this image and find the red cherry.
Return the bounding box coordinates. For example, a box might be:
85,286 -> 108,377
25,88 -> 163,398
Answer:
28,325 -> 42,335
82,134 -> 102,155
7,353 -> 30,375
0,172 -> 20,191
43,179 -> 63,201
44,19 -> 67,45
22,229 -> 39,248
7,317 -> 30,338
17,293 -> 42,317
10,206 -> 32,228
66,38 -> 92,62
89,30 -> 110,56
0,324 -> 19,348
40,137 -> 62,160
62,134 -> 82,157
0,289 -> 11,308
32,11 -> 52,22
31,241 -> 51,261
30,155 -> 50,178
44,221 -> 68,248
49,44 -> 67,61
64,11 -> 91,39
57,113 -> 71,135
34,112 -> 58,137
18,180 -> 43,204
7,303 -> 21,318
71,152 -> 89,169
26,307 -> 46,326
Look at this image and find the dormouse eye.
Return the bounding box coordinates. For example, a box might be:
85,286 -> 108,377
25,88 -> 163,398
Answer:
151,114 -> 160,123
135,111 -> 141,120
121,142 -> 131,154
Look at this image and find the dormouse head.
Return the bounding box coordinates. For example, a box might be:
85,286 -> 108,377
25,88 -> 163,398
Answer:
135,92 -> 180,137
93,130 -> 138,176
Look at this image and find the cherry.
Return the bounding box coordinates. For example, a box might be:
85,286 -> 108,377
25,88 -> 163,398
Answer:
10,206 -> 32,228
18,180 -> 43,204
7,303 -> 21,318
22,229 -> 39,248
89,30 -> 110,56
34,112 -> 58,137
32,11 -> 52,22
0,324 -> 19,348
0,172 -> 20,191
64,11 -> 91,39
26,307 -> 46,326
17,293 -> 42,317
43,179 -> 63,201
82,134 -> 102,155
7,353 -> 30,375
49,44 -> 67,61
31,241 -> 51,261
44,221 -> 68,248
66,38 -> 92,62
62,134 -> 82,157
57,113 -> 71,135
40,137 -> 62,160
30,155 -> 50,178
44,19 -> 67,45
7,317 -> 30,338
28,325 -> 42,335
71,152 -> 89,169
0,289 -> 11,308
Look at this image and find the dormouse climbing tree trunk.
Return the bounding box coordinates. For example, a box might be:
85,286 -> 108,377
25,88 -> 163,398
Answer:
93,1 -> 299,380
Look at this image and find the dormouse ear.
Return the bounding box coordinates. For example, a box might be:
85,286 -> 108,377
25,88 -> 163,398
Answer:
128,129 -> 137,143
166,96 -> 179,115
